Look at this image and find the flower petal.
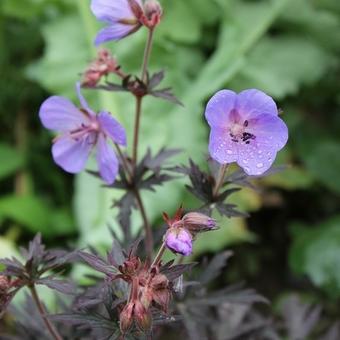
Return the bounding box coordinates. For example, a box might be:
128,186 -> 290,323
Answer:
98,111 -> 127,146
39,96 -> 89,132
236,89 -> 278,119
76,82 -> 95,116
96,134 -> 119,185
94,24 -> 138,45
91,0 -> 141,22
205,90 -> 237,128
249,114 -> 288,151
236,138 -> 277,176
165,229 -> 192,256
208,127 -> 238,164
52,135 -> 93,173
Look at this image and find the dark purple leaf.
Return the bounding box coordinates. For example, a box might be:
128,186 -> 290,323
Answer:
161,263 -> 196,282
37,277 -> 76,295
150,88 -> 183,106
148,70 -> 165,89
77,251 -> 117,276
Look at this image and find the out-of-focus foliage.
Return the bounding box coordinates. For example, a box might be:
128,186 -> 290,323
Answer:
1,0 -> 340,328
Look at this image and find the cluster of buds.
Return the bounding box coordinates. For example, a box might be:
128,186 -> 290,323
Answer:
163,208 -> 217,256
82,49 -> 123,87
0,275 -> 15,319
115,254 -> 171,334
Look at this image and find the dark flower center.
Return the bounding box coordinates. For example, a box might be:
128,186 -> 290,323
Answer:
229,113 -> 256,144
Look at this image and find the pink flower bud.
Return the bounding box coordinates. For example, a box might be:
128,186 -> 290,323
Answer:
142,0 -> 162,28
182,212 -> 217,232
165,228 -> 192,256
119,302 -> 134,334
134,300 -> 152,332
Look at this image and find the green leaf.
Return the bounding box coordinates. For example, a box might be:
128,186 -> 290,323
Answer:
0,143 -> 25,180
303,141 -> 340,193
0,195 -> 74,236
289,216 -> 340,297
229,36 -> 335,99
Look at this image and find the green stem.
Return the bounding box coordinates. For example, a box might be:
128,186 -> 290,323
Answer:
132,96 -> 142,168
151,242 -> 166,268
141,28 -> 155,83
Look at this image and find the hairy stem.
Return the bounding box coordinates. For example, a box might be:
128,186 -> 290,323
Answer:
212,164 -> 228,198
141,28 -> 155,83
132,96 -> 142,168
115,143 -> 132,182
151,242 -> 166,268
29,285 -> 63,340
134,189 -> 153,259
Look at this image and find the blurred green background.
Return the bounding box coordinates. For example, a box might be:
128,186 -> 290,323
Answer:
1,0 -> 340,319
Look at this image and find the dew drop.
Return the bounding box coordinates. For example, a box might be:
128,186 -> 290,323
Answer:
243,159 -> 248,164
227,149 -> 233,155
256,162 -> 264,168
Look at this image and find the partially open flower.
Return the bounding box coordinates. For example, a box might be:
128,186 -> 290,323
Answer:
39,83 -> 126,185
91,0 -> 162,45
165,227 -> 192,256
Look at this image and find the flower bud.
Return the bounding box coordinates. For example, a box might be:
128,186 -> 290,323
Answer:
142,0 -> 162,28
0,276 -> 9,293
182,212 -> 217,232
165,228 -> 192,256
119,302 -> 134,334
134,300 -> 152,332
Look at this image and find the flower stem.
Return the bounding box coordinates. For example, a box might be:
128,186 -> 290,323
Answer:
212,164 -> 228,198
134,189 -> 153,259
151,242 -> 166,268
29,285 -> 63,340
115,143 -> 132,182
132,96 -> 142,168
141,28 -> 155,83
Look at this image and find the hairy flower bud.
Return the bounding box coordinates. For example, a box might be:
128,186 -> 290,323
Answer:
165,227 -> 192,256
0,276 -> 9,293
134,300 -> 152,332
182,212 -> 217,232
142,0 -> 162,28
119,302 -> 134,334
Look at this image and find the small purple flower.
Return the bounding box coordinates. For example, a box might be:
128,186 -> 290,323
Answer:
91,0 -> 143,45
164,228 -> 192,256
39,83 -> 126,184
205,89 -> 288,175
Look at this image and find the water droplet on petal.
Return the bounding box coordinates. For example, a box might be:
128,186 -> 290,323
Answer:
227,149 -> 233,155
256,162 -> 264,168
243,159 -> 248,164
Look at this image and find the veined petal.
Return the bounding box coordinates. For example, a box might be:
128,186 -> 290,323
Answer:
236,137 -> 277,176
204,90 -> 237,128
76,82 -> 96,116
236,89 -> 278,119
94,23 -> 139,45
96,134 -> 119,185
98,111 -> 127,146
91,0 -> 142,23
52,134 -> 94,173
208,127 -> 238,164
249,114 -> 288,151
39,96 -> 89,132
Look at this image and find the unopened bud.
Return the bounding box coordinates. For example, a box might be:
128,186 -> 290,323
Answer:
0,276 -> 9,293
182,212 -> 217,232
119,302 -> 134,334
142,0 -> 162,28
134,300 -> 152,332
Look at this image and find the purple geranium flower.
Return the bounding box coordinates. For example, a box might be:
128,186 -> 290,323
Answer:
39,83 -> 126,184
205,89 -> 288,175
165,228 -> 192,256
91,0 -> 143,45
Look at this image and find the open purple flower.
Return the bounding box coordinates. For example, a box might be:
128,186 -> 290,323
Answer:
205,89 -> 288,176
91,0 -> 143,45
39,83 -> 126,184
